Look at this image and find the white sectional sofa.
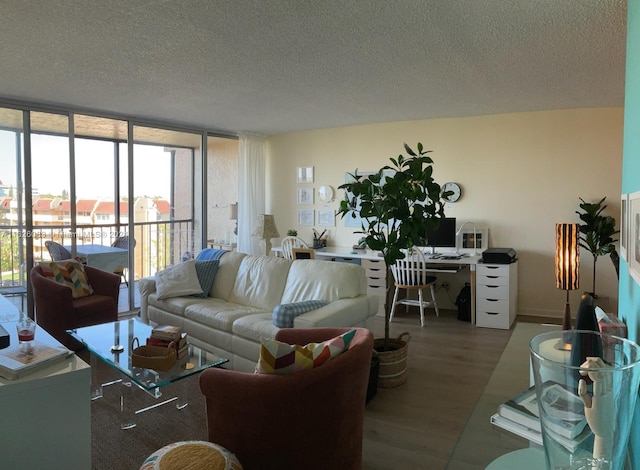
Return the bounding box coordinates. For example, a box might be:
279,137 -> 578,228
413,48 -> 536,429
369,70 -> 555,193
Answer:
139,250 -> 379,372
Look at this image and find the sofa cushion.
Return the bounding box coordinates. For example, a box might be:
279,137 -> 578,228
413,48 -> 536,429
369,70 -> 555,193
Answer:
210,251 -> 247,300
228,255 -> 292,310
39,259 -> 94,299
185,299 -> 269,333
191,260 -> 220,298
155,260 -> 203,300
272,300 -> 329,328
255,329 -> 356,375
280,259 -> 367,304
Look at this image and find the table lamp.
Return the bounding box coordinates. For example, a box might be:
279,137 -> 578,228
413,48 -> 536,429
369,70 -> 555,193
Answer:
555,223 -> 580,340
229,203 -> 238,235
252,214 -> 279,256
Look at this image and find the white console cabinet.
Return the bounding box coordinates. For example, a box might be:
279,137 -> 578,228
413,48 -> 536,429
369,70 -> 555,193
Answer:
476,261 -> 518,329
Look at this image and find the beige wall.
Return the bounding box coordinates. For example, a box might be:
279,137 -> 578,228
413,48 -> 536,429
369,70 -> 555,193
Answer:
266,108 -> 623,319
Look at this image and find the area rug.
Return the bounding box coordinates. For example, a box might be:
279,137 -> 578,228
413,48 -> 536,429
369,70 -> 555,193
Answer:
85,352 -> 210,470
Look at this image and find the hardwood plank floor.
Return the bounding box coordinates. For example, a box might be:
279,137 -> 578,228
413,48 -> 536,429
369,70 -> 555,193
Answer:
362,308 -> 513,470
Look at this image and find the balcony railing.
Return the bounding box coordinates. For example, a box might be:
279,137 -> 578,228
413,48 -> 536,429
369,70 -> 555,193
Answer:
0,220 -> 195,290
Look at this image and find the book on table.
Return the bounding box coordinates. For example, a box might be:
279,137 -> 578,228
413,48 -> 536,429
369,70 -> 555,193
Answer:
0,341 -> 71,380
150,325 -> 183,341
490,413 -> 591,452
496,383 -> 588,440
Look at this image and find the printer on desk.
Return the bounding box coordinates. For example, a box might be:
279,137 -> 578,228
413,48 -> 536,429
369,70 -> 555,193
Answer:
482,247 -> 517,264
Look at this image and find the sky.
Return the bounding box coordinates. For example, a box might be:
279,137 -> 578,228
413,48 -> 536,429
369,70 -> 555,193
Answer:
0,130 -> 171,200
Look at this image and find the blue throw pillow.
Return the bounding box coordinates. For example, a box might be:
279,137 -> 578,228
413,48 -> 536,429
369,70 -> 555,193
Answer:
191,259 -> 220,298
272,300 -> 329,328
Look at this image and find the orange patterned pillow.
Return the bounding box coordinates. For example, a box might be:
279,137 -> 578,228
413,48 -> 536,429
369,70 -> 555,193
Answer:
39,259 -> 94,299
255,329 -> 356,375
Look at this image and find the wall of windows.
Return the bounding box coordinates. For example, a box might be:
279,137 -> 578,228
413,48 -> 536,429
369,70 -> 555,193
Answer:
0,102 -> 238,315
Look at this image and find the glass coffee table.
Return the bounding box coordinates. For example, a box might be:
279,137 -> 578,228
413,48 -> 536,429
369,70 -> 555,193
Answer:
68,318 -> 228,429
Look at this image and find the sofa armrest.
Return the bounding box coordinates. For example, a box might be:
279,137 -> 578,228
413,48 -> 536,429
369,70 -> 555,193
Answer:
138,277 -> 157,323
293,295 -> 375,328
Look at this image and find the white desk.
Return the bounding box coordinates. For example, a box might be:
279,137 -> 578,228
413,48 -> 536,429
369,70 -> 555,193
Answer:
0,322 -> 91,469
66,243 -> 128,273
272,246 -> 482,323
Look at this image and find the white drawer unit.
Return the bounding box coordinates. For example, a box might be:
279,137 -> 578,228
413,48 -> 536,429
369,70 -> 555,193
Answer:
361,258 -> 387,314
476,261 -> 518,329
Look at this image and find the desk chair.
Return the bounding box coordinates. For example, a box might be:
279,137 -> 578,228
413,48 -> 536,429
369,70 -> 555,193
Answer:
390,247 -> 439,327
281,236 -> 309,259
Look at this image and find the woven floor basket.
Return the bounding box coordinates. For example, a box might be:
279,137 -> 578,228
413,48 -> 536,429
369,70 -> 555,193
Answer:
374,332 -> 410,388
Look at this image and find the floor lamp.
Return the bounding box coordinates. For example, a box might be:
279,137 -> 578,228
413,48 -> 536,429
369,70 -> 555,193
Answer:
252,214 -> 280,256
555,223 -> 580,346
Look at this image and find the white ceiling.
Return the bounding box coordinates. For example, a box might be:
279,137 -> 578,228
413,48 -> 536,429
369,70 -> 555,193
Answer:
0,0 -> 627,136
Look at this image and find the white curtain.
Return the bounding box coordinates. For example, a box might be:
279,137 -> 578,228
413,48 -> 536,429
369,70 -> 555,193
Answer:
237,133 -> 266,255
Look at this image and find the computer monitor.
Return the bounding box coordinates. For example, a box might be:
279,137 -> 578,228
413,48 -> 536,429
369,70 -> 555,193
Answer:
424,217 -> 457,253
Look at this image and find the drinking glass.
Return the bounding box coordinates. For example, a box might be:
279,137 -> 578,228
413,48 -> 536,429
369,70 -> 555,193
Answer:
16,317 -> 36,346
530,330 -> 640,470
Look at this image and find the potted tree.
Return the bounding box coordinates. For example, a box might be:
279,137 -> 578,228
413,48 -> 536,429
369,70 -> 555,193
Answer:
338,142 -> 448,387
576,197 -> 619,299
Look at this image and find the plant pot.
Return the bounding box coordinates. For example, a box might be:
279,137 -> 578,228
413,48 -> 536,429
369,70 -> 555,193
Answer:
366,355 -> 380,404
373,332 -> 410,388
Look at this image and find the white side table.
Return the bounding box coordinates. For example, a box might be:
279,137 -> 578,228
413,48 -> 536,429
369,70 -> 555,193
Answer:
0,322 -> 91,469
486,448 -> 546,469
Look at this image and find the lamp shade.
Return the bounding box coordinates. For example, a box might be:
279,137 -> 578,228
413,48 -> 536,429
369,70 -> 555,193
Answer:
555,223 -> 580,291
252,214 -> 280,239
229,203 -> 238,220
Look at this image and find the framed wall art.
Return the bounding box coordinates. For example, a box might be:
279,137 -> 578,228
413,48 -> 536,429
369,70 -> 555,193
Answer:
297,188 -> 314,205
629,191 -> 640,285
318,209 -> 335,227
298,209 -> 314,226
297,166 -> 314,183
621,193 -> 628,261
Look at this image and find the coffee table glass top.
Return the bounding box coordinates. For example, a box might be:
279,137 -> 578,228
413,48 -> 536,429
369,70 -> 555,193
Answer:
68,318 -> 228,391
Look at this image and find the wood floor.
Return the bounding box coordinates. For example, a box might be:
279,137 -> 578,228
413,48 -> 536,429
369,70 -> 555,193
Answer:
362,309 -> 516,470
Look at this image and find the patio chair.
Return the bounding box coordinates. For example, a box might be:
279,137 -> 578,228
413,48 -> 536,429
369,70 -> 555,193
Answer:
45,240 -> 73,261
111,236 -> 135,285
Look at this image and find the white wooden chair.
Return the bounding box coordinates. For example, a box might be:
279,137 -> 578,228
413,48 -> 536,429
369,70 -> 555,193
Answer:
281,236 -> 309,259
390,247 -> 439,327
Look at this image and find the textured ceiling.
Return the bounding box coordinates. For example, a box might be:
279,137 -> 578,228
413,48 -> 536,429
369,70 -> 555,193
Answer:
0,0 -> 627,136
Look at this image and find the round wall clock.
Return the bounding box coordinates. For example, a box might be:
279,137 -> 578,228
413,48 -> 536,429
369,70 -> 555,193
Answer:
442,182 -> 462,202
318,185 -> 335,203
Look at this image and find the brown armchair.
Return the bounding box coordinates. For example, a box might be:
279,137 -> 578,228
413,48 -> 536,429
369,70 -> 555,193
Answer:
199,327 -> 374,470
31,264 -> 121,350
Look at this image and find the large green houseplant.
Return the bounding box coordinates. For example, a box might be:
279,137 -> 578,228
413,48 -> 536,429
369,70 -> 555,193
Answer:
576,197 -> 619,299
338,143 -> 448,385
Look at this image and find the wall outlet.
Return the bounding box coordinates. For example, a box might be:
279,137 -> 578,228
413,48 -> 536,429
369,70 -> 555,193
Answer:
441,282 -> 450,290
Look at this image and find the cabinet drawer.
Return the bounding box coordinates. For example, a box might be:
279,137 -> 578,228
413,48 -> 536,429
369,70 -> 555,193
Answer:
476,284 -> 510,299
362,258 -> 385,270
367,285 -> 386,297
476,298 -> 510,315
367,275 -> 387,287
477,273 -> 509,287
333,256 -> 361,266
478,264 -> 510,277
476,309 -> 511,329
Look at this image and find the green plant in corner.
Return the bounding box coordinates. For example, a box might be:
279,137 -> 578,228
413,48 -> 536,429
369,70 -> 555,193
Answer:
576,196 -> 619,298
286,229 -> 298,237
337,142 -> 449,353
